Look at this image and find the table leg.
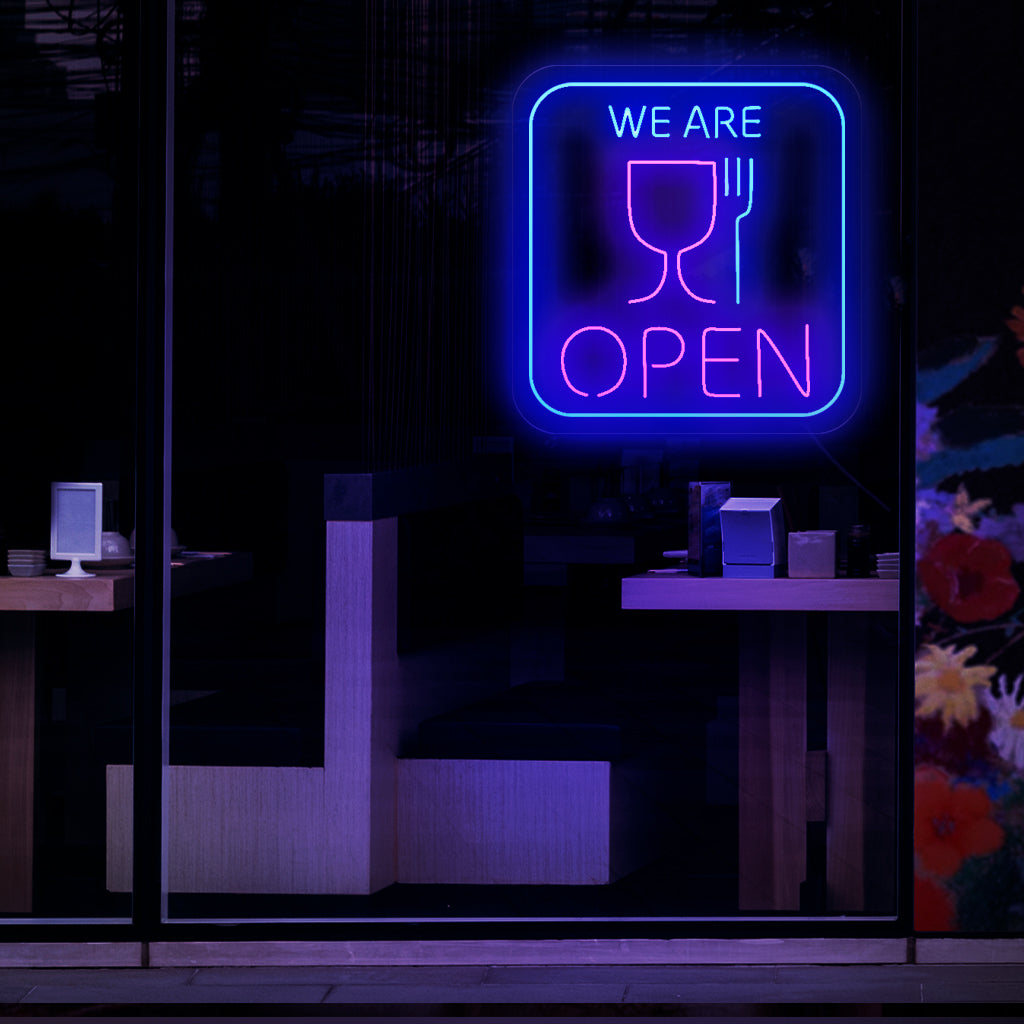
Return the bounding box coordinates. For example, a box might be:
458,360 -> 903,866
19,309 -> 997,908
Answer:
824,610 -> 865,910
0,612 -> 35,913
826,611 -> 897,913
738,611 -> 807,910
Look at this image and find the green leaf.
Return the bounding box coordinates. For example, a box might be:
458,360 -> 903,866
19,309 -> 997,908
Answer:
917,434 -> 1024,486
937,406 -> 1024,447
918,336 -> 998,404
952,845 -> 1024,932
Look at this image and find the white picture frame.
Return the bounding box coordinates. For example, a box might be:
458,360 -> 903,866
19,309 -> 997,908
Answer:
50,481 -> 103,578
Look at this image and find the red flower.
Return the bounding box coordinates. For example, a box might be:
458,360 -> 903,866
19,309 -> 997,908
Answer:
1004,292 -> 1024,366
918,533 -> 1019,623
1006,302 -> 1024,343
914,872 -> 956,931
914,767 -> 1004,878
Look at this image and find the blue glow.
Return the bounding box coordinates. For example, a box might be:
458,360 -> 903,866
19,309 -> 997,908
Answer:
511,68 -> 860,436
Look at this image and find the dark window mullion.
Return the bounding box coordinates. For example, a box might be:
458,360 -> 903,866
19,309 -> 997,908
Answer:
132,0 -> 174,936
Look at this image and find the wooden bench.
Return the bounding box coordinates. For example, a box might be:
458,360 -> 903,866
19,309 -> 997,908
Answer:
107,457 -> 672,893
397,679 -> 669,885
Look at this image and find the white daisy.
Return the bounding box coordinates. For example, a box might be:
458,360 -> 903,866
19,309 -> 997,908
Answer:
982,674 -> 1024,770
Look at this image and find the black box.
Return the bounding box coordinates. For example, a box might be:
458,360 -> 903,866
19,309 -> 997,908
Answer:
687,481 -> 730,577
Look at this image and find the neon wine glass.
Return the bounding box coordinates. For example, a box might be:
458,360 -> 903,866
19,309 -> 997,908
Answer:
626,159 -> 718,305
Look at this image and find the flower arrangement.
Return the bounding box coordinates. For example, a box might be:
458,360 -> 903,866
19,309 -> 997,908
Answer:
914,302 -> 1024,931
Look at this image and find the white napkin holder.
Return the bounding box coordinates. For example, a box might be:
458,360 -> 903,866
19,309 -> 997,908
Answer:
719,497 -> 787,579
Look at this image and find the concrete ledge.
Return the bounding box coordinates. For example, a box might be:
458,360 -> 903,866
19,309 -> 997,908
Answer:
0,942 -> 142,968
12,937 -> 1024,970
916,938 -> 1024,963
148,938 -> 910,967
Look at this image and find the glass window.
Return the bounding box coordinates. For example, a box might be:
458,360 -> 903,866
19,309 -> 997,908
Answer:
0,0 -> 134,921
159,0 -> 907,926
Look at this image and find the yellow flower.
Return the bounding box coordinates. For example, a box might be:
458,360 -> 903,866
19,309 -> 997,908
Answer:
915,643 -> 996,730
950,483 -> 992,534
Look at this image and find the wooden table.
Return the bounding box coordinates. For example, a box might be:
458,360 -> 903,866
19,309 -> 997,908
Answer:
0,553 -> 252,913
621,573 -> 899,913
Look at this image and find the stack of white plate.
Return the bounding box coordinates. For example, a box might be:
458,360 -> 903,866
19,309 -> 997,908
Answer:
7,549 -> 47,577
875,552 -> 899,579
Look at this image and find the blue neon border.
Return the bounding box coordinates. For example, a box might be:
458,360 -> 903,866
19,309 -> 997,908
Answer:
525,79 -> 848,420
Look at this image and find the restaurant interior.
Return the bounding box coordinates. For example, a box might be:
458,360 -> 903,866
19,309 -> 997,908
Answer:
2,0 -> 1021,940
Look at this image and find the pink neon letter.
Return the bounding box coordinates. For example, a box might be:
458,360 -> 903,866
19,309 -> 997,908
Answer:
701,327 -> 741,398
561,326 -> 628,398
627,160 -> 717,305
642,327 -> 685,398
626,161 -> 668,304
756,324 -> 811,398
675,162 -> 717,306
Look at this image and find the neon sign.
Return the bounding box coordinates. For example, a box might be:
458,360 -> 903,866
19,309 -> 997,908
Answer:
510,67 -> 861,434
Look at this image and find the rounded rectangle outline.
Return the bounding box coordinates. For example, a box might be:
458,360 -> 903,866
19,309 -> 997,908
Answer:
522,79 -> 847,420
